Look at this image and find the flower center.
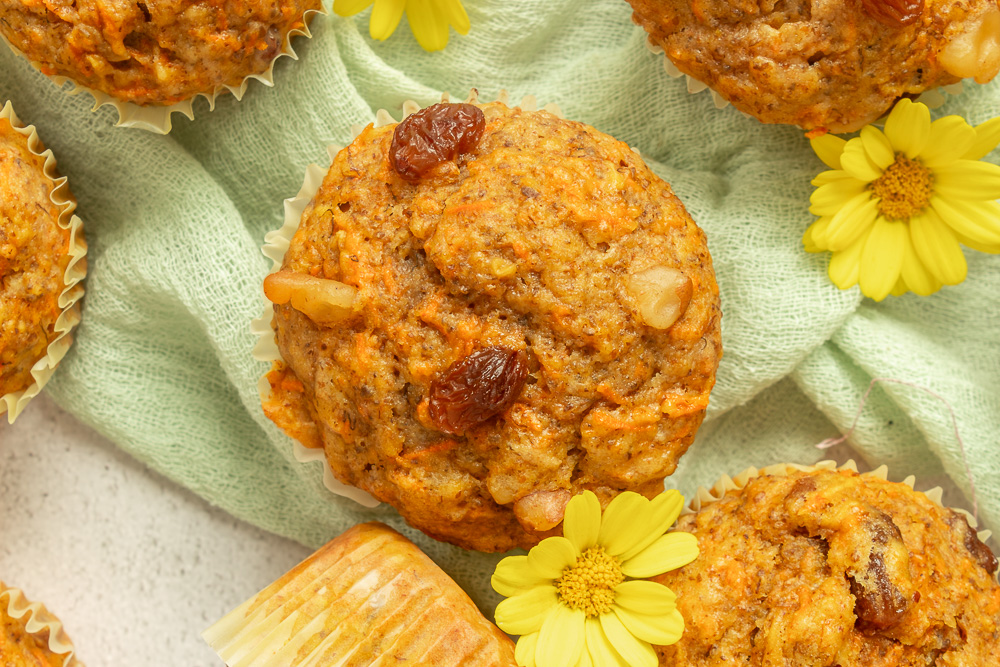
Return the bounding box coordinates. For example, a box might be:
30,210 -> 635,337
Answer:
555,546 -> 625,617
869,154 -> 933,220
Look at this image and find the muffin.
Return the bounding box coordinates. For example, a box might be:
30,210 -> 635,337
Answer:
0,101 -> 86,424
261,96 -> 722,552
0,584 -> 81,666
0,0 -> 323,107
626,0 -> 1000,133
203,522 -> 517,666
654,465 -> 1000,665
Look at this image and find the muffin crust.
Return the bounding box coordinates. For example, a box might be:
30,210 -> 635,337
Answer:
265,101 -> 722,552
655,468 -> 1000,665
0,601 -> 67,667
0,0 -> 322,106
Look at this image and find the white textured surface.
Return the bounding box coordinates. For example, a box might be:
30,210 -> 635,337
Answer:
0,393 -> 311,666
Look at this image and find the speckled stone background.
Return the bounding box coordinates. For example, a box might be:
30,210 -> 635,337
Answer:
1,393 -> 311,666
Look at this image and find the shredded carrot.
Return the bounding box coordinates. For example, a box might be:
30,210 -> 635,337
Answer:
805,127 -> 829,140
443,201 -> 492,217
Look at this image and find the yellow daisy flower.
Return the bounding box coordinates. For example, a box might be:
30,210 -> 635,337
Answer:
804,98 -> 1000,301
333,0 -> 470,52
491,490 -> 698,667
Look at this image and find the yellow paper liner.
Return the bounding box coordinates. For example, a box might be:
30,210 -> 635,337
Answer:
643,36 -> 964,124
0,7 -> 325,135
1,101 -> 88,425
202,522 -> 517,667
683,459 -> 995,582
0,583 -> 83,666
250,90 -> 563,509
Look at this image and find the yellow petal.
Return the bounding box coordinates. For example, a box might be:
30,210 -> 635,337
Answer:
495,585 -> 559,636
600,612 -> 658,667
515,632 -> 539,667
537,604 -> 585,667
614,605 -> 685,646
613,580 -> 677,615
585,617 -> 630,667
804,217 -> 833,252
598,492 -> 651,557
809,178 -> 869,216
929,197 -> 1000,246
953,230 -> 1000,254
860,125 -> 895,170
964,117 -> 1000,160
407,0 -> 450,51
577,646 -> 594,667
493,555 -> 550,597
621,532 -> 699,579
811,169 -> 856,187
933,160 -> 1000,200
811,133 -> 847,170
334,0 -> 374,17
899,229 -> 943,297
369,0 -> 406,40
919,116 -> 978,168
824,192 -> 879,251
828,226 -> 871,290
563,491 -> 601,553
618,490 -> 685,562
840,137 -> 884,182
528,536 -> 579,579
890,277 -> 909,297
884,98 -> 931,159
910,211 -> 968,285
858,218 -> 907,301
438,0 -> 470,33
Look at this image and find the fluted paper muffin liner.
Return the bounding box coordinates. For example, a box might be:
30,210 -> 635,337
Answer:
0,583 -> 83,666
1,7 -> 324,134
250,90 -> 562,509
1,101 -> 88,424
684,458 -> 995,582
643,37 -> 964,126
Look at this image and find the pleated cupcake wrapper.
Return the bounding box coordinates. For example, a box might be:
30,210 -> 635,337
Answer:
643,37 -> 964,127
0,583 -> 82,666
1,101 -> 88,425
685,458 -> 996,583
1,7 -> 325,135
250,89 -> 563,509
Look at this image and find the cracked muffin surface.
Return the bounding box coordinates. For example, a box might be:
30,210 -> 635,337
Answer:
627,0 -> 1000,132
0,114 -> 73,399
263,100 -> 722,552
0,0 -> 322,106
654,468 -> 1000,666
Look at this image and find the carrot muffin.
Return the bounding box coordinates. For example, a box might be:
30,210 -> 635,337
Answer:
0,0 -> 322,106
204,522 -> 517,666
654,468 -> 1000,665
262,99 -> 722,552
0,103 -> 84,417
627,0 -> 1000,133
0,584 -> 79,666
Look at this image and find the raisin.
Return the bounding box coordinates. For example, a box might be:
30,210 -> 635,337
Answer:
850,552 -> 909,629
390,103 -> 485,181
947,511 -> 999,575
861,0 -> 924,27
428,346 -> 528,435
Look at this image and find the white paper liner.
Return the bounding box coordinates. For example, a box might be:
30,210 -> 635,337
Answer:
643,36 -> 964,125
0,583 -> 82,666
250,90 -> 564,510
684,459 -> 996,583
1,7 -> 325,134
1,101 -> 88,425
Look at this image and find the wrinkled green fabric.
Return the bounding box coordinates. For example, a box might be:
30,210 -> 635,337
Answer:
2,0 -> 998,612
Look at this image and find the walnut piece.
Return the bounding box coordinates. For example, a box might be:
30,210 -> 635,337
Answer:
513,489 -> 572,532
627,266 -> 693,330
940,6 -> 1000,84
263,270 -> 357,327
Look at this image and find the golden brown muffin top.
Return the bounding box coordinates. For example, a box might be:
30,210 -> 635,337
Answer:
628,0 -> 1000,132
0,602 -> 67,667
0,116 -> 72,399
264,100 -> 722,552
655,468 -> 1000,666
0,0 -> 322,106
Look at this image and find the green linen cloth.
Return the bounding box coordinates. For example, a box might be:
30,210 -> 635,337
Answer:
2,0 -> 998,610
